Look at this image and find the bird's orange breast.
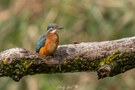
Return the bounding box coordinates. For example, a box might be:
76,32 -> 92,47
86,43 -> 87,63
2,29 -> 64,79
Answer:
39,32 -> 59,55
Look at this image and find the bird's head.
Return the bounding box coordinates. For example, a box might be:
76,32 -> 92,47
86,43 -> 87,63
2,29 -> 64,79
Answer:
47,23 -> 64,33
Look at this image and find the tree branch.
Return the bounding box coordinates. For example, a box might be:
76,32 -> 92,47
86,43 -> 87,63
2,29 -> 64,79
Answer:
0,36 -> 135,81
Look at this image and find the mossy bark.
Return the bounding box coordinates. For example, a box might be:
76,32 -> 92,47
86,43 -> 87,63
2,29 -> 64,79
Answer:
0,36 -> 135,81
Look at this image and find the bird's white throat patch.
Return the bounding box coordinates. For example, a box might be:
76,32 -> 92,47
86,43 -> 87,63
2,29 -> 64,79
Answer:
50,29 -> 57,33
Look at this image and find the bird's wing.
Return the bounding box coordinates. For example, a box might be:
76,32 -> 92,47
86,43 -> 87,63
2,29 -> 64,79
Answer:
36,35 -> 46,52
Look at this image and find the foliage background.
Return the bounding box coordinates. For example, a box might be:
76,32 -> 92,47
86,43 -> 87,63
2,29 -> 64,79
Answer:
0,0 -> 135,90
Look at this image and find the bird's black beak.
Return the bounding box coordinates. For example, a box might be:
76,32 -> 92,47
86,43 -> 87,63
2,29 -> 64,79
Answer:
57,26 -> 64,30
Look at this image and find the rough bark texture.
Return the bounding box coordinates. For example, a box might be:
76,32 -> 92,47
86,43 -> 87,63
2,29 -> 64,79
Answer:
0,36 -> 135,81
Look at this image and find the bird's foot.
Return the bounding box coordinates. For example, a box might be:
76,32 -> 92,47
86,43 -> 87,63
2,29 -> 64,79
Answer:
45,54 -> 54,60
33,52 -> 46,60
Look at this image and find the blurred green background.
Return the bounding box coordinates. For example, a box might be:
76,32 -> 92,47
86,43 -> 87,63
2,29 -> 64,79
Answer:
0,0 -> 135,90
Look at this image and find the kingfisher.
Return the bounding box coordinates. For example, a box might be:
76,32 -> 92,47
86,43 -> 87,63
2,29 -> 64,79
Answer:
36,23 -> 63,55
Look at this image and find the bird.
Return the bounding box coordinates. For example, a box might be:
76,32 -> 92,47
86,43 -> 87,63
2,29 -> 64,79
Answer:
36,23 -> 63,56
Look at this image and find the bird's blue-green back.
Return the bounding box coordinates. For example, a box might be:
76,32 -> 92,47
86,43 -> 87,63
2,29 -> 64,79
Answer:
36,35 -> 46,52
